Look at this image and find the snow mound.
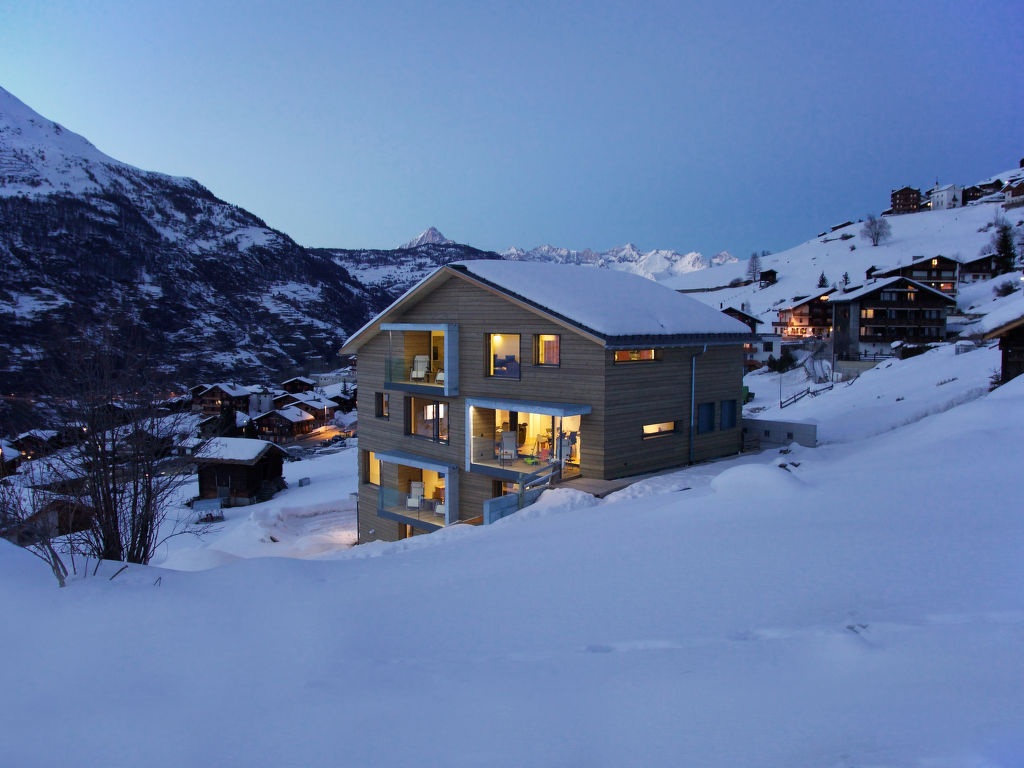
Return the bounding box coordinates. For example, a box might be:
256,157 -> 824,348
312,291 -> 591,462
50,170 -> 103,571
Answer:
710,463 -> 807,497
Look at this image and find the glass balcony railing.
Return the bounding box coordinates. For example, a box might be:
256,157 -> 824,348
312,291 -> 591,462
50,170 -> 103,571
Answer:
377,485 -> 447,527
384,358 -> 446,388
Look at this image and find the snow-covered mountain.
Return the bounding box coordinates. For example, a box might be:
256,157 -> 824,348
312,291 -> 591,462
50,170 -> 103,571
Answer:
0,85 -> 375,390
502,241 -> 737,282
398,226 -> 453,249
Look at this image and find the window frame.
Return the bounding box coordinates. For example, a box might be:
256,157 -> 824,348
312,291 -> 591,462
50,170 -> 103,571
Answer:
533,334 -> 561,367
365,450 -> 381,486
697,402 -> 716,434
720,399 -> 737,430
404,396 -> 450,444
374,392 -> 389,419
642,421 -> 676,439
613,349 -> 659,364
487,333 -> 522,379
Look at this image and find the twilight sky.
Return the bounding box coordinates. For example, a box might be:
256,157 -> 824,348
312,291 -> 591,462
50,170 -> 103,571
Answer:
1,1 -> 1021,259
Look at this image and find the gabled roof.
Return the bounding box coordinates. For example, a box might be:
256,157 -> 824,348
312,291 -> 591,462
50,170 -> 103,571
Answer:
830,276 -> 955,303
202,383 -> 252,398
722,307 -> 762,325
341,261 -> 753,353
254,406 -> 315,423
982,309 -> 1024,340
780,288 -> 836,311
872,253 -> 961,275
194,437 -> 287,465
282,376 -> 315,386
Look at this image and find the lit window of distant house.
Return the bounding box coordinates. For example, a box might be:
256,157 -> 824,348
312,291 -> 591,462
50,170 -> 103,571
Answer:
489,334 -> 520,378
697,402 -> 715,434
642,421 -> 675,438
614,349 -> 657,363
374,392 -> 389,418
535,334 -> 560,366
720,400 -> 737,430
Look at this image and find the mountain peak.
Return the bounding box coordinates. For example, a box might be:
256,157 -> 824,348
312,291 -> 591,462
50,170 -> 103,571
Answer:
399,226 -> 452,249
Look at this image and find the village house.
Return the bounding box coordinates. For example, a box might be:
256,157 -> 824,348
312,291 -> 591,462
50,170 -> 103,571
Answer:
928,183 -> 962,210
196,383 -> 252,418
340,260 -> 753,542
281,376 -> 316,394
830,277 -> 955,358
959,254 -> 1000,283
772,289 -> 836,339
1004,182 -> 1024,209
758,269 -> 778,288
194,437 -> 288,507
890,186 -> 922,214
722,307 -> 774,371
252,406 -> 315,443
867,255 -> 960,296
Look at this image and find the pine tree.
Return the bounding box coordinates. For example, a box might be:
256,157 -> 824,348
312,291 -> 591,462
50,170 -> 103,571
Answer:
992,223 -> 1018,275
817,271 -> 829,288
842,271 -> 851,286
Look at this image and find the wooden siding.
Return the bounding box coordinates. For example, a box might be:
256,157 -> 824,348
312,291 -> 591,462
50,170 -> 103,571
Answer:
351,273 -> 745,540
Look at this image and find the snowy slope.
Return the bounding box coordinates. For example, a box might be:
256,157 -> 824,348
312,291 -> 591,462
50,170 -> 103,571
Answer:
2,363 -> 1023,767
664,187 -> 1023,326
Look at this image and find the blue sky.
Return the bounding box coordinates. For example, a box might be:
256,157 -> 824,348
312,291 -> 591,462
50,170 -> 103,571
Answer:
1,1 -> 1021,258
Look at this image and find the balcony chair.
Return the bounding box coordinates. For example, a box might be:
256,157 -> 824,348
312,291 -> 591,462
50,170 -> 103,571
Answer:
434,370 -> 445,386
410,355 -> 430,382
498,430 -> 518,466
407,481 -> 424,511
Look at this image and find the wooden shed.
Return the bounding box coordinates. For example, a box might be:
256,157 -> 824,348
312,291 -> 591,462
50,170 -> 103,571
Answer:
195,438 -> 288,507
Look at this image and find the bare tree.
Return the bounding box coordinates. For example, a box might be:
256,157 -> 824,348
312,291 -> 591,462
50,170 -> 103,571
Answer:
861,214 -> 892,246
746,252 -> 762,282
30,327 -> 201,565
0,476 -> 70,587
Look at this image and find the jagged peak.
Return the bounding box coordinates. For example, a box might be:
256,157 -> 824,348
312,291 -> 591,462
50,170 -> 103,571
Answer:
399,226 -> 453,249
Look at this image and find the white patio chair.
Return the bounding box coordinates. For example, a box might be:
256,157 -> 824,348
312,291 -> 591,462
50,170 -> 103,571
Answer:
410,355 -> 430,382
498,431 -> 518,465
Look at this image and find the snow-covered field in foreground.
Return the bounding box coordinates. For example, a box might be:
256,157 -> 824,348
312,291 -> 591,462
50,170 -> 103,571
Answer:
3,368 -> 1024,766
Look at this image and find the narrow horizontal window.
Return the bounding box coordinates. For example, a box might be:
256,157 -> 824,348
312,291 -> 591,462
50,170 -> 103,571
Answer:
642,421 -> 676,438
614,349 -> 657,363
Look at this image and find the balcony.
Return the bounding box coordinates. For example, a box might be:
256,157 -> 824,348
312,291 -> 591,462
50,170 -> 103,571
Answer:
373,449 -> 457,531
380,323 -> 458,396
377,486 -> 447,531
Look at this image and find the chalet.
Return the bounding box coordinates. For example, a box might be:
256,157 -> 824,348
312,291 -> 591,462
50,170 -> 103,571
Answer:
340,260 -> 753,543
12,430 -> 59,460
252,406 -> 315,443
1004,182 -> 1024,209
959,254 -> 999,283
197,410 -> 249,438
983,311 -> 1024,383
195,437 -> 288,507
869,255 -> 959,295
890,186 -> 922,214
772,289 -> 836,339
196,383 -> 252,418
723,307 -> 767,372
759,269 -> 778,287
288,393 -> 339,425
281,376 -> 316,394
830,277 -> 955,358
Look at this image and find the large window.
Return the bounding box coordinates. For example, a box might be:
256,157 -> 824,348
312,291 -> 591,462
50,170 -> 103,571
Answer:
614,349 -> 657,363
535,334 -> 560,366
697,402 -> 715,434
489,333 -> 521,378
642,421 -> 676,438
720,400 -> 737,430
406,397 -> 449,443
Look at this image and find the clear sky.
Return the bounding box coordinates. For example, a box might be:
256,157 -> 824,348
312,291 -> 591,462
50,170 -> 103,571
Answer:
1,1 -> 1021,259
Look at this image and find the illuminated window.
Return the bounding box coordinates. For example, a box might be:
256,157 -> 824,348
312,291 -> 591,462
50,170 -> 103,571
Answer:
642,421 -> 676,437
488,334 -> 520,378
366,450 -> 380,486
860,308 -> 875,319
535,334 -> 560,366
931,258 -> 938,267
406,397 -> 449,443
374,392 -> 389,418
614,349 -> 657,363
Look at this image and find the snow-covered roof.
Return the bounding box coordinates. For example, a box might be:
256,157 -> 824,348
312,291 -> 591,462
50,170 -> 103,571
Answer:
196,437 -> 285,463
451,260 -> 752,338
15,429 -> 58,443
255,406 -> 314,424
830,277 -> 955,303
282,376 -> 315,386
779,288 -> 836,311
203,383 -> 252,398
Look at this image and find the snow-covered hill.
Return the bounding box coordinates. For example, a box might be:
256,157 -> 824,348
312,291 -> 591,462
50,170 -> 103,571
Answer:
663,173 -> 1024,328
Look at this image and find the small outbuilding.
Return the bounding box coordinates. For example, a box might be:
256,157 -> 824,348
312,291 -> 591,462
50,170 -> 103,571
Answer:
195,437 -> 288,507
983,311 -> 1024,384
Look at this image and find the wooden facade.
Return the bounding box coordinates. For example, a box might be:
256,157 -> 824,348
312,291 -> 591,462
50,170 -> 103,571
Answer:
344,266 -> 749,543
773,289 -> 835,339
195,444 -> 287,506
890,186 -> 921,214
984,315 -> 1024,384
